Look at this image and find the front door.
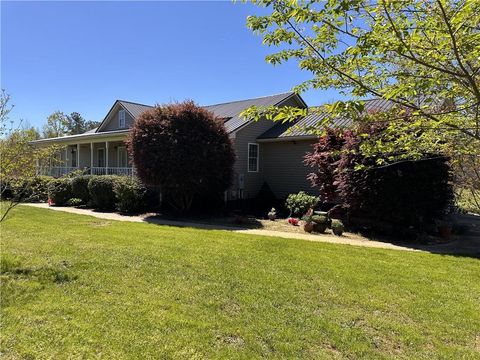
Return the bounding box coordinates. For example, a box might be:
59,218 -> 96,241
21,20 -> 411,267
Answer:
98,148 -> 105,167
117,146 -> 128,168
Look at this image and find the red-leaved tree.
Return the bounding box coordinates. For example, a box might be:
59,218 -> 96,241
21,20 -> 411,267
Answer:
127,101 -> 235,211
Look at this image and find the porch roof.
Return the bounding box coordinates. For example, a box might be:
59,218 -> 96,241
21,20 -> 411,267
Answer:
30,129 -> 130,145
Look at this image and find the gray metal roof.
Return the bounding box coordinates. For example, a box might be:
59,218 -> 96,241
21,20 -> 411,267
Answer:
258,98 -> 396,140
119,92 -> 296,134
118,100 -> 153,119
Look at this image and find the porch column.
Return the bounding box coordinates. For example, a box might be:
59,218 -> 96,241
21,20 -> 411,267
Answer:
105,141 -> 109,175
64,147 -> 68,168
90,142 -> 94,174
36,159 -> 39,175
76,143 -> 80,169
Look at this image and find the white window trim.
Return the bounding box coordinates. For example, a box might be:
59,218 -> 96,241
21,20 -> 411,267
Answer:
117,146 -> 127,168
247,143 -> 259,173
119,110 -> 126,128
97,148 -> 105,167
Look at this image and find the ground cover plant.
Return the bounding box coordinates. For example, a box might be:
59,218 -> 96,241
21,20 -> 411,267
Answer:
1,206 -> 479,359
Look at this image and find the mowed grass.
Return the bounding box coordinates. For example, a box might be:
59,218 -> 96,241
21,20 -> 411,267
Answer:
1,206 -> 479,359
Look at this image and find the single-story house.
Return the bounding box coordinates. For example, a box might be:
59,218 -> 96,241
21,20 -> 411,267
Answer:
31,92 -> 392,200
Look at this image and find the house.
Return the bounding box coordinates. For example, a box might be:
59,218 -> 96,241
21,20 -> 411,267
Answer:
31,92 -> 350,200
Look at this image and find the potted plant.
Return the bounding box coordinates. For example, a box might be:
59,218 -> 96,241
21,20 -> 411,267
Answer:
268,207 -> 277,221
301,208 -> 315,233
311,215 -> 328,233
331,219 -> 344,236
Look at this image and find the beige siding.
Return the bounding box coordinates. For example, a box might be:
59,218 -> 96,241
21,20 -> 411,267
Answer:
261,140 -> 317,199
233,118 -> 276,198
101,106 -> 135,132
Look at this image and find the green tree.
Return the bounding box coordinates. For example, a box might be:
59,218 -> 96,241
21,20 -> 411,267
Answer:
0,91 -> 60,221
243,0 -> 480,160
42,111 -> 68,138
66,112 -> 99,135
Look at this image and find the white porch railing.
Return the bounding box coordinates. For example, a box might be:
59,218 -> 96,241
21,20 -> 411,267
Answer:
38,166 -> 135,177
91,167 -> 135,176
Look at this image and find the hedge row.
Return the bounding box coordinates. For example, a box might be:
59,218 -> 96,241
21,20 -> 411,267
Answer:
49,175 -> 147,213
2,175 -> 147,213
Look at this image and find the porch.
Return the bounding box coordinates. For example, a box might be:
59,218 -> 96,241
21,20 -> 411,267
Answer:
37,140 -> 135,177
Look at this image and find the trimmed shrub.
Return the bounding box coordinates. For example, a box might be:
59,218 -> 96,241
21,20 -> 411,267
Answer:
71,176 -> 91,204
48,178 -> 73,206
113,177 -> 146,213
88,176 -> 118,210
66,198 -> 83,207
285,191 -> 319,217
8,176 -> 53,203
127,101 -> 235,212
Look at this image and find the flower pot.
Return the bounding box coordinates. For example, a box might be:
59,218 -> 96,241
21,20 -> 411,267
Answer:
313,222 -> 328,233
303,222 -> 314,233
332,227 -> 344,236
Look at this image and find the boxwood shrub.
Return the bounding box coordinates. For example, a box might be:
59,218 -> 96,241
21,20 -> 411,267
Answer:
48,178 -> 73,206
113,177 -> 146,213
88,176 -> 118,210
285,191 -> 319,217
71,175 -> 91,204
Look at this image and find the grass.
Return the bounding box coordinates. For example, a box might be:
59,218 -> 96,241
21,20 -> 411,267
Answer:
1,206 -> 479,359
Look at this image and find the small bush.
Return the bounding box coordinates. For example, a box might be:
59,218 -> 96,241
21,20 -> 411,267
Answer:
71,176 -> 91,204
66,198 -> 83,207
285,191 -> 319,217
88,176 -> 118,210
48,178 -> 73,206
113,177 -> 146,213
7,176 -> 53,203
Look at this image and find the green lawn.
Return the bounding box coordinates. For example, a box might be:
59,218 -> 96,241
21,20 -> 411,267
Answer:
1,206 -> 479,359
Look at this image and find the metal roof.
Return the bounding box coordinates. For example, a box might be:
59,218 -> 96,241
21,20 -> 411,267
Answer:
109,93 -> 297,134
258,98 -> 396,140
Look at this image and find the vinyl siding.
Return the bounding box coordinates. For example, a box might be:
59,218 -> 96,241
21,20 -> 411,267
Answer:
261,140 -> 318,199
101,106 -> 135,132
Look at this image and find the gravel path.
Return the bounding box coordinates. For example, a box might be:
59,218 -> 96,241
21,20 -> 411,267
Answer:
24,203 -> 420,252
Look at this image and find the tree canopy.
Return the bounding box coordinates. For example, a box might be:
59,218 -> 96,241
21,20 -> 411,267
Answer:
127,101 -> 235,212
243,0 -> 480,162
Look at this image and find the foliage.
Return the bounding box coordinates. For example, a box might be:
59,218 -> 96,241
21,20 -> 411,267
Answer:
127,101 -> 235,212
285,191 -> 318,217
71,175 -> 91,204
2,205 -> 479,358
48,178 -> 72,206
88,176 -> 118,210
304,128 -> 345,203
66,198 -> 83,207
66,112 -> 99,135
452,154 -> 480,214
0,90 -> 60,221
113,177 -> 147,213
331,219 -> 345,236
42,111 -> 69,138
12,176 -> 53,203
243,0 -> 480,162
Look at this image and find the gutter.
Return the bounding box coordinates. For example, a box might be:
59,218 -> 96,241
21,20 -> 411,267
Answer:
256,135 -> 318,143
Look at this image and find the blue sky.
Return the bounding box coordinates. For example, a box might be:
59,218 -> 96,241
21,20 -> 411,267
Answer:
2,1 -> 342,128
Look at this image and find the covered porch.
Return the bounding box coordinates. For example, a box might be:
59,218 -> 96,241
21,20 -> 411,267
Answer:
37,139 -> 135,177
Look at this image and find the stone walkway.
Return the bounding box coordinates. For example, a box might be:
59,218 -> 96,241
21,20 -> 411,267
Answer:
24,203 -> 421,252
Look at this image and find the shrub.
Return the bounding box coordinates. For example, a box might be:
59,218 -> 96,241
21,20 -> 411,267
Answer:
285,191 -> 319,217
48,178 -> 72,206
88,176 -> 118,210
8,176 -> 53,203
305,123 -> 454,237
113,177 -> 146,213
66,198 -> 83,207
127,101 -> 235,212
71,176 -> 91,204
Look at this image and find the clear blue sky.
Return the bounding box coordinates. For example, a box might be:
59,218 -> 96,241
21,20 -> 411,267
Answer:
2,1 -> 343,128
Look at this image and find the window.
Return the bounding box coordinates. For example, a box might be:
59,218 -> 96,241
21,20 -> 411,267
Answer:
97,148 -> 105,167
119,110 -> 126,128
247,143 -> 259,172
71,147 -> 77,167
117,146 -> 128,168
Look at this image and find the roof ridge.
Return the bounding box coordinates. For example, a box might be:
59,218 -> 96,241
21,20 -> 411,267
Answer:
117,99 -> 153,107
202,91 -> 294,107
